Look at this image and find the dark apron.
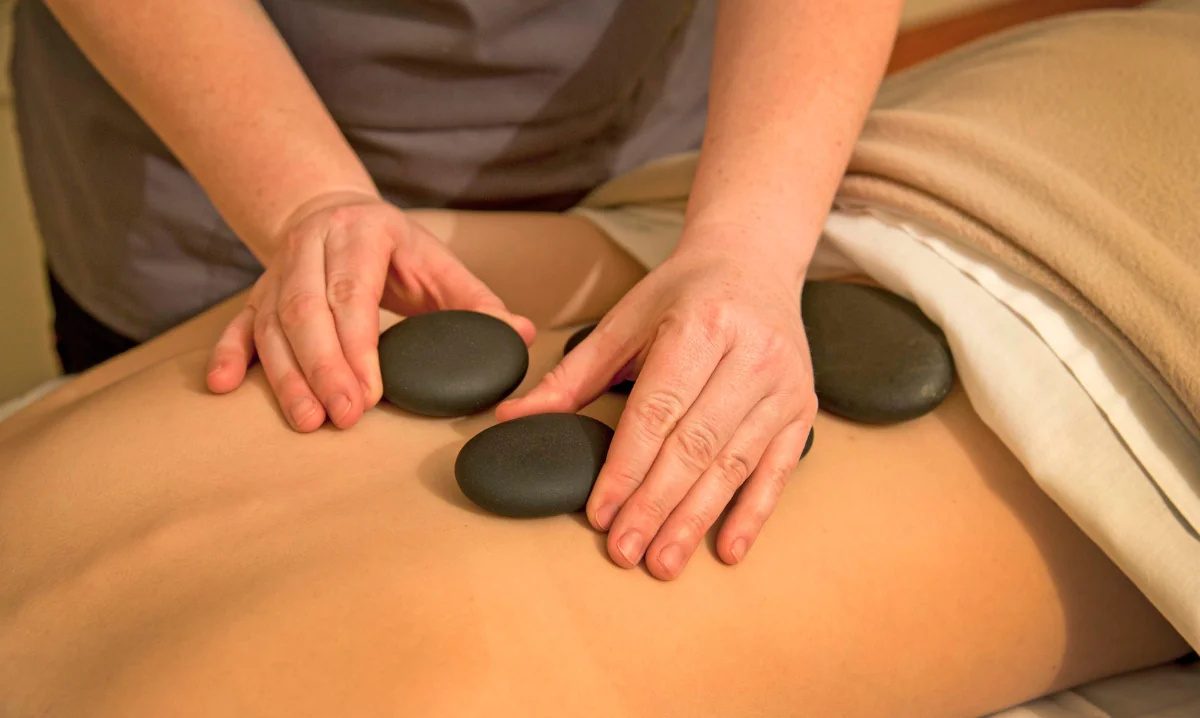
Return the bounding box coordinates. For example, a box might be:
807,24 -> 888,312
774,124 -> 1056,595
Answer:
11,0 -> 713,342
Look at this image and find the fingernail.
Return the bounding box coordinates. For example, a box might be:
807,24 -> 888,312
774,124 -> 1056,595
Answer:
207,361 -> 225,378
290,397 -> 319,426
616,531 -> 645,565
329,393 -> 352,422
730,538 -> 748,563
594,504 -> 618,531
659,544 -> 685,576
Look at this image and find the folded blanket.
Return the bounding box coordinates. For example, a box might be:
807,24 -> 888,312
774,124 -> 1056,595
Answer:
837,0 -> 1200,433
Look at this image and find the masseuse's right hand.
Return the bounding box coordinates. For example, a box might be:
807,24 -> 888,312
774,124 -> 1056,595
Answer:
206,193 -> 536,432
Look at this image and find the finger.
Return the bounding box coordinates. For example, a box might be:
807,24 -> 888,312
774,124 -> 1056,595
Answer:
326,232 -> 391,408
387,243 -> 538,346
277,232 -> 364,429
495,318 -> 634,421
586,319 -> 725,543
255,289 -> 328,432
435,261 -> 537,345
206,305 -> 257,394
717,418 -> 814,565
642,398 -> 788,580
602,350 -> 767,570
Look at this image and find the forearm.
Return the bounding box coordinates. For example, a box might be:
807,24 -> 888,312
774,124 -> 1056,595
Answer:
684,0 -> 903,277
42,0 -> 377,258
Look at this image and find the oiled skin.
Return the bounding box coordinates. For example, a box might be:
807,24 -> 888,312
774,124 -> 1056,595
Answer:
0,211 -> 1187,718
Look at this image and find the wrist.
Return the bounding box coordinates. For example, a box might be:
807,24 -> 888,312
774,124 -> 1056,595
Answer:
677,213 -> 820,288
256,187 -> 384,262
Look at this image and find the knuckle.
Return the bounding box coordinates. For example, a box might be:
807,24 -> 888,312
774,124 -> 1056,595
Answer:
460,284 -> 503,313
755,469 -> 792,522
661,303 -> 725,349
694,302 -> 734,341
760,331 -> 792,363
253,310 -> 276,338
633,390 -> 687,440
539,362 -> 574,396
247,286 -> 267,310
326,204 -> 364,229
277,369 -> 309,395
712,451 -> 754,492
282,230 -> 308,255
747,332 -> 792,374
544,362 -> 569,386
306,360 -> 341,387
211,343 -> 242,364
277,291 -> 326,330
675,509 -> 712,543
327,275 -> 369,308
634,493 -> 672,525
672,421 -> 722,470
601,465 -> 645,495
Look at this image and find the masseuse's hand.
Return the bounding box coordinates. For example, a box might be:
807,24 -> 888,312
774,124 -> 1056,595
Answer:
497,229 -> 816,580
207,193 -> 535,432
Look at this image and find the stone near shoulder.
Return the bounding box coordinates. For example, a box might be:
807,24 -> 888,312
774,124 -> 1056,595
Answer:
803,281 -> 954,424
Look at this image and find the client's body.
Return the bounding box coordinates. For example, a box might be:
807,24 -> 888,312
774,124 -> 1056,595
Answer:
0,211 -> 1188,717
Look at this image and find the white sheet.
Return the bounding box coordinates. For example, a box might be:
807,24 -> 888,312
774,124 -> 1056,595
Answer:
821,211 -> 1200,651
0,377 -> 67,424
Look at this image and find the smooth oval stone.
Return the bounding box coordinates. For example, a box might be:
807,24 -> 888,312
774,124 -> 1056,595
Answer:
379,310 -> 528,417
455,413 -> 614,518
802,427 -> 814,460
563,323 -> 635,395
802,281 -> 954,424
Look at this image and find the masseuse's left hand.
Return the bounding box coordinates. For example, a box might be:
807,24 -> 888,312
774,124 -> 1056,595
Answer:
496,223 -> 817,580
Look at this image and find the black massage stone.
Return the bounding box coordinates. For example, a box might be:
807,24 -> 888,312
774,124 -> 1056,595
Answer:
802,427 -> 815,460
455,413 -> 615,518
378,310 -> 528,417
802,281 -> 954,424
563,323 -> 635,394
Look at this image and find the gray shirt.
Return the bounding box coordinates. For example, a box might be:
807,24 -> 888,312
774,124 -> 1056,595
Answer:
11,0 -> 713,340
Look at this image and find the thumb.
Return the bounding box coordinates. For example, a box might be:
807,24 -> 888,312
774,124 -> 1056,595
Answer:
495,321 -> 632,421
383,249 -> 537,345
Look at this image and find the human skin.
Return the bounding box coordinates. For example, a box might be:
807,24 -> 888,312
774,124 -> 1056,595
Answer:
38,0 -> 902,579
501,0 -> 907,579
0,211 -> 1188,718
496,0 -> 906,579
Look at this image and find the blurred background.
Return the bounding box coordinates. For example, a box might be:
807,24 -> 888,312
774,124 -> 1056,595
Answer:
0,0 -> 1010,404
1,0 -> 56,404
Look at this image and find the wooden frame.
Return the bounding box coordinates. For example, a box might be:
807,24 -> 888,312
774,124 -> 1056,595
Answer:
888,0 -> 1147,73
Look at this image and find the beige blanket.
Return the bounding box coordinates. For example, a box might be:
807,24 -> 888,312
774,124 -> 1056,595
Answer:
837,0 -> 1200,431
